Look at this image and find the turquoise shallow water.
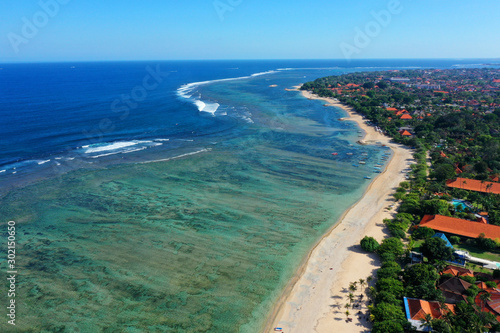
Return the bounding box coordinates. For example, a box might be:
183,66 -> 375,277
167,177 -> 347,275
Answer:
0,68 -> 389,332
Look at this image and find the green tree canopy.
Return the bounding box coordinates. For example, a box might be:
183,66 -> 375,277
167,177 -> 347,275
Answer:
376,278 -> 404,298
421,199 -> 452,215
403,264 -> 439,286
377,237 -> 405,257
370,302 -> 406,322
372,320 -> 405,333
420,237 -> 454,262
412,227 -> 435,240
360,236 -> 380,252
432,163 -> 456,181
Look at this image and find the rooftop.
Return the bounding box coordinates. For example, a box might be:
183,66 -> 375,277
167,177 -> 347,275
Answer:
420,214 -> 500,240
446,177 -> 500,195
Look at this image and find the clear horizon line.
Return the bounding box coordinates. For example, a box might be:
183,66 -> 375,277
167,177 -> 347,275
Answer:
1,57 -> 500,65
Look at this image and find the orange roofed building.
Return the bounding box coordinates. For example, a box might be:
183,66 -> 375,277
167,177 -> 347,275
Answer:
419,214 -> 500,240
441,265 -> 474,278
401,114 -> 413,120
446,177 -> 500,195
399,130 -> 412,136
404,297 -> 455,331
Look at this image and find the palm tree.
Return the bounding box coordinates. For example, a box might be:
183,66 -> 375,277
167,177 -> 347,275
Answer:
349,281 -> 358,292
358,278 -> 366,295
420,313 -> 433,331
345,310 -> 350,320
479,291 -> 491,311
366,276 -> 373,286
347,292 -> 355,306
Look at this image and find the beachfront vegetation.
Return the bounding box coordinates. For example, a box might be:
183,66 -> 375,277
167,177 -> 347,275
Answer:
308,68 -> 500,331
360,236 -> 379,252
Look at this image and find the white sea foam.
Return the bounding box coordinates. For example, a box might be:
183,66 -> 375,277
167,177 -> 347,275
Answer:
89,147 -> 149,158
37,159 -> 51,165
83,141 -> 139,154
177,70 -> 278,116
241,115 -> 254,124
139,148 -> 211,164
0,170 -> 6,173
81,140 -> 163,158
201,102 -> 220,115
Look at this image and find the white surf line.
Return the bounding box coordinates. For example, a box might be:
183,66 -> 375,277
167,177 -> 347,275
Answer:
138,148 -> 211,164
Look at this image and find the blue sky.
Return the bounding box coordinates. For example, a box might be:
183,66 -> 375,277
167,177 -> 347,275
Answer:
1,0 -> 499,62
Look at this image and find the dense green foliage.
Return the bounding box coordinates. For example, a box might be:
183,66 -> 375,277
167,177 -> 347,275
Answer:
376,237 -> 405,257
360,236 -> 379,252
420,238 -> 454,262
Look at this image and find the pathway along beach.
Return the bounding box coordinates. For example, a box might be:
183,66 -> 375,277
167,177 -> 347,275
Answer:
263,89 -> 414,333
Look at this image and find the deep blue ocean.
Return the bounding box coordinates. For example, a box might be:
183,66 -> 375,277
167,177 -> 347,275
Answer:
1,59 -> 500,332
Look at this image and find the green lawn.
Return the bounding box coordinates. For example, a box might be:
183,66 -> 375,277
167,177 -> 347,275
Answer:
412,239 -> 425,253
412,238 -> 500,264
465,263 -> 493,274
454,243 -> 500,262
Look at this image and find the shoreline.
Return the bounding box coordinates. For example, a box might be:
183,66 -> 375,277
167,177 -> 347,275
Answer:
262,88 -> 413,332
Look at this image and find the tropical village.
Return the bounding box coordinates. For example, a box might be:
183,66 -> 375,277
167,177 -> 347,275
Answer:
300,68 -> 500,332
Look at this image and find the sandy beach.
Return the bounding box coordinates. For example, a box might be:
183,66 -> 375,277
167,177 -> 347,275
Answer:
263,89 -> 413,333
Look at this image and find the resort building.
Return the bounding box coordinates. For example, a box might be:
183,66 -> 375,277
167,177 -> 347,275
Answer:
403,297 -> 455,331
441,265 -> 474,278
438,277 -> 472,304
419,215 -> 500,241
475,290 -> 500,322
446,177 -> 500,195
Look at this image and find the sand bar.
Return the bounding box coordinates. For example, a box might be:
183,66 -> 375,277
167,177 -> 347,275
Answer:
263,89 -> 413,333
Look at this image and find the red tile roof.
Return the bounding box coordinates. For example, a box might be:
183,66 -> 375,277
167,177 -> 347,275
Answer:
420,214 -> 500,240
386,107 -> 398,111
446,177 -> 500,194
441,265 -> 474,278
406,298 -> 454,320
475,290 -> 500,321
400,114 -> 413,120
400,130 -> 412,136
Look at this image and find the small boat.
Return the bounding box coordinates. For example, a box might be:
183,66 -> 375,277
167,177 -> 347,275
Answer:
359,161 -> 366,164
352,164 -> 359,167
274,328 -> 283,332
331,152 -> 338,155
346,152 -> 353,155
364,176 -> 372,179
